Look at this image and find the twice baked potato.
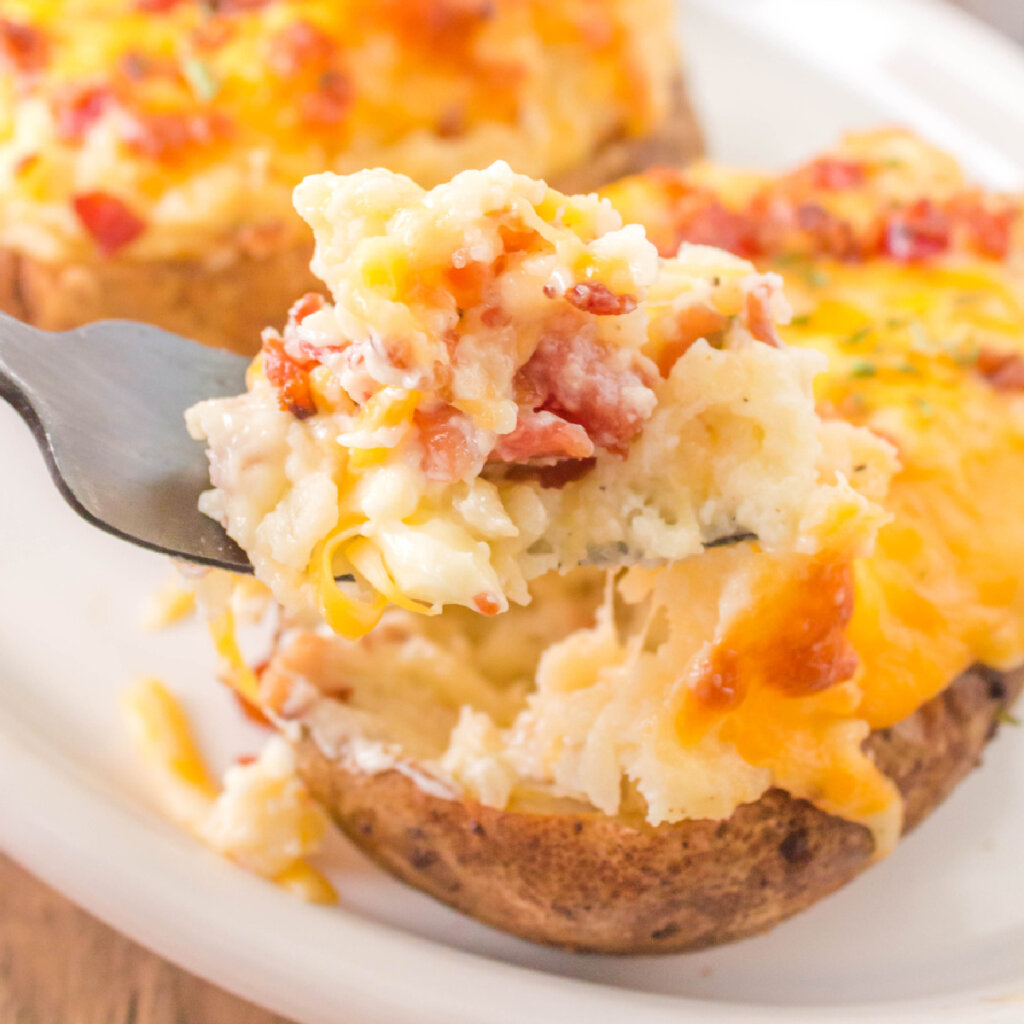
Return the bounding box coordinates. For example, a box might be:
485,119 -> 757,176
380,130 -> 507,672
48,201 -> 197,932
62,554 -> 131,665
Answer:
215,130 -> 1024,953
0,0 -> 700,351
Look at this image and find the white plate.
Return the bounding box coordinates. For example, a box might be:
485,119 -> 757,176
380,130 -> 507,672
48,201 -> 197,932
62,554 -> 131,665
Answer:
3,1 -> 1024,1021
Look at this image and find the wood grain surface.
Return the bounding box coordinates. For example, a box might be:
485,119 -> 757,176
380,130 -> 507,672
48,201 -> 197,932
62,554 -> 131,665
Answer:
0,855 -> 292,1024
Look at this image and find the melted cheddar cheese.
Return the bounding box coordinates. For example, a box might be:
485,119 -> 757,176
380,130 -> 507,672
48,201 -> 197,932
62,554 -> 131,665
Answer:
601,128 -> 1024,779
0,0 -> 679,260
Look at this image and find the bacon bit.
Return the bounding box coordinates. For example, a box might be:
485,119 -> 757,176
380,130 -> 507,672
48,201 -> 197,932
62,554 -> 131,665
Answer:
192,18 -> 237,51
472,593 -> 502,616
52,85 -> 113,142
235,753 -> 258,766
270,20 -> 338,77
806,157 -> 866,191
0,18 -> 47,75
655,304 -> 730,376
120,52 -> 152,80
437,104 -> 465,139
976,348 -> 1024,392
300,70 -> 352,125
793,203 -> 861,261
884,199 -> 950,262
287,292 -> 327,326
121,110 -> 232,161
744,283 -> 782,348
263,333 -> 318,419
676,199 -> 759,259
514,333 -> 653,455
72,192 -> 146,256
563,282 -> 638,316
211,0 -> 274,11
505,456 -> 598,489
490,409 -> 594,462
136,0 -> 186,10
415,406 -> 480,482
949,194 -> 1018,259
401,0 -> 497,38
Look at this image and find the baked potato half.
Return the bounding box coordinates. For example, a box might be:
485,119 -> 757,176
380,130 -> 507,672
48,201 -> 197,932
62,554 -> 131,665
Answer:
0,2 -> 700,352
194,130 -> 1024,953
290,663 -> 1020,954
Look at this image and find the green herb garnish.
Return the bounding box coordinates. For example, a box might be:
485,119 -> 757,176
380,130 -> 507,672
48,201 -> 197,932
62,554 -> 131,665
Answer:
183,56 -> 220,102
843,326 -> 872,348
849,359 -> 877,378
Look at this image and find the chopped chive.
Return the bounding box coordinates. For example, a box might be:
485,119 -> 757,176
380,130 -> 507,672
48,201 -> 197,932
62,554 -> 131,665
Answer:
183,56 -> 220,101
843,326 -> 872,347
790,314 -> 812,327
806,267 -> 830,288
913,396 -> 935,416
897,361 -> 919,374
849,359 -> 877,378
998,710 -> 1021,727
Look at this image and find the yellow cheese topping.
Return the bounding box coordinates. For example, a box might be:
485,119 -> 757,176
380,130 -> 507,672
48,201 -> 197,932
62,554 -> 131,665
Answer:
594,130 -> 1024,835
0,0 -> 679,260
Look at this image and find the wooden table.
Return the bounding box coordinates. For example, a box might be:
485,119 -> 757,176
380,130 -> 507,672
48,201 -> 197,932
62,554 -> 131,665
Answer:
0,855 -> 290,1024
2,3 -> 1018,1022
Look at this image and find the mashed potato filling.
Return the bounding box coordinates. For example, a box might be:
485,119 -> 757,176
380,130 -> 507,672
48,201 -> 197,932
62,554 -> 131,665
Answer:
189,163 -> 894,636
263,543 -> 902,854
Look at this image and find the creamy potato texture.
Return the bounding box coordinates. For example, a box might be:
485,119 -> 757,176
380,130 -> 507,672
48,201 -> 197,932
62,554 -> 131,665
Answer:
189,162 -> 893,635
256,133 -> 1024,853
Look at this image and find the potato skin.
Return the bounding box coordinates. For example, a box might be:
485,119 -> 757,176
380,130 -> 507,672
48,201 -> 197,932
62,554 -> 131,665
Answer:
0,242 -> 318,355
294,664 -> 1021,954
0,78 -> 701,354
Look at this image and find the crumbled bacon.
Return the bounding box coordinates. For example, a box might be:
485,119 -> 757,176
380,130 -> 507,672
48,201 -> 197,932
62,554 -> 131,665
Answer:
675,198 -> 760,259
72,192 -> 146,256
263,333 -> 318,419
504,456 -> 598,489
270,20 -> 338,77
805,157 -> 866,191
793,203 -> 862,261
490,409 -> 594,462
472,593 -> 502,616
949,194 -> 1018,259
513,333 -> 654,455
136,0 -> 185,10
121,110 -> 232,161
976,348 -> 1024,392
415,405 -> 480,482
0,19 -> 47,75
744,282 -> 782,347
640,165 -> 1020,267
300,70 -> 352,125
287,292 -> 327,326
884,199 -> 951,262
52,85 -> 113,142
562,282 -> 638,316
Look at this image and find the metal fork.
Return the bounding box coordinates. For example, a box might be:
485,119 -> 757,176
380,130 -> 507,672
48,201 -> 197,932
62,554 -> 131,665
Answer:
0,311 -> 754,578
0,311 -> 253,573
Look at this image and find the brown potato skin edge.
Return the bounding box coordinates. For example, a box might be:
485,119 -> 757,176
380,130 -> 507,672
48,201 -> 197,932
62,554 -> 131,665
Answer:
0,77 -> 702,354
294,664 -> 1022,954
